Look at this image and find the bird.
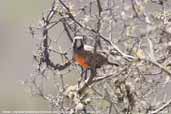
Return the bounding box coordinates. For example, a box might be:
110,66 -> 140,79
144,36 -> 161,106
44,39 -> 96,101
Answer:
72,36 -> 119,70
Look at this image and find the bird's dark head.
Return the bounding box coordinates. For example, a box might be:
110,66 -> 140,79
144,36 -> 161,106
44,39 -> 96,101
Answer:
73,36 -> 84,51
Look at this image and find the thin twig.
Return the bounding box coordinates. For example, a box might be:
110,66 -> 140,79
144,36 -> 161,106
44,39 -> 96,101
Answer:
149,98 -> 171,114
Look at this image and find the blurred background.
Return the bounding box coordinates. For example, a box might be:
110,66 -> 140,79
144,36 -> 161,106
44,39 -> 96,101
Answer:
0,0 -> 51,111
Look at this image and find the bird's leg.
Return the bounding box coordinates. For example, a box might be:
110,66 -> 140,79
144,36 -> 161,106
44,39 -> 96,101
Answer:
78,67 -> 90,88
84,69 -> 88,80
78,67 -> 84,88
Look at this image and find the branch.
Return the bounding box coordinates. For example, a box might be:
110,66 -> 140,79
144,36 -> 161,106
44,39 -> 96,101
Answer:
96,0 -> 102,16
145,59 -> 171,77
149,98 -> 171,114
92,66 -> 128,83
61,19 -> 73,42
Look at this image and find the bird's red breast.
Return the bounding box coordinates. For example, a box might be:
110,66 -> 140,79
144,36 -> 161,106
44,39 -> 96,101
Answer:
74,54 -> 90,69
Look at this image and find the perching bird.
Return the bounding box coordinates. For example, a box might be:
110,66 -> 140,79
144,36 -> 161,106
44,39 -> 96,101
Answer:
72,36 -> 119,69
